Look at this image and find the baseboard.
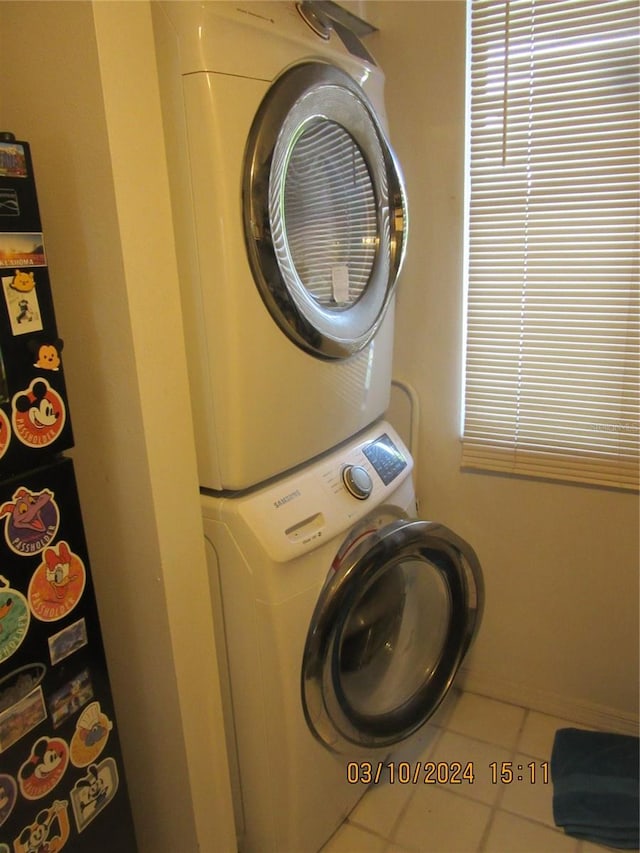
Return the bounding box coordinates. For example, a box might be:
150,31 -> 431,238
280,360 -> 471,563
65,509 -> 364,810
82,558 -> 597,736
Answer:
458,667 -> 640,737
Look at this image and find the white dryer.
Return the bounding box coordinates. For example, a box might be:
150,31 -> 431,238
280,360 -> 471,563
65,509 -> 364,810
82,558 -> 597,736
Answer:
153,2 -> 408,491
201,421 -> 483,853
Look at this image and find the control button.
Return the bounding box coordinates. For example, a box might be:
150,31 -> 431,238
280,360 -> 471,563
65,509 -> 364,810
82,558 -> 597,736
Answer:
342,465 -> 373,500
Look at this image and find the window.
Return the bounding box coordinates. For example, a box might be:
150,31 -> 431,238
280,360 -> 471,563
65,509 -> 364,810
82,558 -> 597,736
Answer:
462,0 -> 639,490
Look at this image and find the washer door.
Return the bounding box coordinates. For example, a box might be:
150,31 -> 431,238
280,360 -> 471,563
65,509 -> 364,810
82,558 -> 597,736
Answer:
301,520 -> 484,752
243,62 -> 408,359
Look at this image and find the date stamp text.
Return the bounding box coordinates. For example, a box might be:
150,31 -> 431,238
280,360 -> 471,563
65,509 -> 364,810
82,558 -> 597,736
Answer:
346,761 -> 549,785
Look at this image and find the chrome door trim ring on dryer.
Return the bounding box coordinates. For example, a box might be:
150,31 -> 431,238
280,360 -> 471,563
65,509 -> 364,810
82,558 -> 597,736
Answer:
243,62 -> 408,359
301,520 -> 484,752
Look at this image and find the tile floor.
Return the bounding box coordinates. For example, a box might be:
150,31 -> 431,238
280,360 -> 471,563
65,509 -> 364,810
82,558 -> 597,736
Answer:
322,690 -> 626,853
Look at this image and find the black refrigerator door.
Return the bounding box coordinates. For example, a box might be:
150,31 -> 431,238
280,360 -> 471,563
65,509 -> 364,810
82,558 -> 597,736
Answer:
0,135 -> 74,479
0,457 -> 137,851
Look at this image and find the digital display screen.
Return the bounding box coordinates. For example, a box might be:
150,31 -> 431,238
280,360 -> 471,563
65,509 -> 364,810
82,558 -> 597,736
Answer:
363,434 -> 407,485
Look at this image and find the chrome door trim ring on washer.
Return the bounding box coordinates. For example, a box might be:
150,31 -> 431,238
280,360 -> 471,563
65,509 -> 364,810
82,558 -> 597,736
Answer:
243,61 -> 408,359
301,520 -> 484,752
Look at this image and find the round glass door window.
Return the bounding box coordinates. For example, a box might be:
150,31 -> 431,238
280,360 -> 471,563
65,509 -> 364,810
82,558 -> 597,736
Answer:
244,62 -> 407,359
302,520 -> 483,751
337,557 -> 451,720
282,119 -> 377,310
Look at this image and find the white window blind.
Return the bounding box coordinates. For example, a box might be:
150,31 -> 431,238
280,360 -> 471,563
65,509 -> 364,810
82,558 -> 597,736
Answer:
462,0 -> 639,490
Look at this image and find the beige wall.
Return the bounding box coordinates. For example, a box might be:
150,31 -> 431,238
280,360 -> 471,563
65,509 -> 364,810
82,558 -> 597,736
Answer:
0,3 -> 234,850
367,1 -> 639,729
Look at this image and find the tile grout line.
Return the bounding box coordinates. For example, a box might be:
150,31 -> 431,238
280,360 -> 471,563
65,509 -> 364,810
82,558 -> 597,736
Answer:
348,724 -> 450,849
475,706 -> 529,852
328,693 -> 602,853
388,724 -> 450,847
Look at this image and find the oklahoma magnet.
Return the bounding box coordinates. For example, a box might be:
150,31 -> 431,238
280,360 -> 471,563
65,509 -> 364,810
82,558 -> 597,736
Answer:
0,485 -> 59,556
0,577 -> 29,664
28,541 -> 86,622
0,232 -> 46,268
11,378 -> 66,448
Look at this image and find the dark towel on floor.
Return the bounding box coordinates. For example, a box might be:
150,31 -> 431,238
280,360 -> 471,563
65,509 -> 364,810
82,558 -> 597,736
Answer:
551,727 -> 640,850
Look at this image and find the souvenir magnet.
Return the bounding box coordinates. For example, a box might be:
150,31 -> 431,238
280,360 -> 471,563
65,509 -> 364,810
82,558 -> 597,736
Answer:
0,576 -> 29,664
0,687 -> 46,754
0,486 -> 59,556
70,702 -> 112,767
48,618 -> 88,666
70,757 -> 119,833
33,341 -> 62,371
0,665 -> 47,753
29,541 -> 86,622
0,409 -> 10,461
1,270 -> 43,335
0,773 -> 17,827
18,735 -> 69,800
0,232 -> 46,268
12,799 -> 70,853
48,667 -> 93,730
11,378 -> 66,447
0,662 -> 46,711
0,141 -> 28,178
0,188 -> 19,217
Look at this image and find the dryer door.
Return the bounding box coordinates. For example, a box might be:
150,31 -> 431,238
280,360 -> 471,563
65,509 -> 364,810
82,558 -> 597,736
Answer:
301,520 -> 483,752
243,62 -> 407,359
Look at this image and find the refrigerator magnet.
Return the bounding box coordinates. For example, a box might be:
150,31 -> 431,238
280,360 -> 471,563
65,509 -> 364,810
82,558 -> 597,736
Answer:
12,799 -> 70,853
0,577 -> 29,664
11,378 -> 66,448
70,758 -> 119,834
47,618 -> 89,667
0,486 -> 60,556
0,233 -> 46,268
28,542 -> 86,623
0,187 -> 20,217
18,735 -> 69,801
0,141 -> 28,178
0,774 -> 17,828
70,702 -> 112,768
48,667 -> 93,730
0,409 -> 10,461
0,664 -> 47,753
32,341 -> 63,372
1,269 -> 44,336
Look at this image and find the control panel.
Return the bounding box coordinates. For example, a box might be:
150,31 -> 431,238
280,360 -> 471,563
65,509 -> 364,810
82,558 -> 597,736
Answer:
235,421 -> 413,562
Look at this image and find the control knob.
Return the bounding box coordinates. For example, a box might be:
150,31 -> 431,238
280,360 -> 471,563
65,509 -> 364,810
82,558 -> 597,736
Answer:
342,465 -> 373,500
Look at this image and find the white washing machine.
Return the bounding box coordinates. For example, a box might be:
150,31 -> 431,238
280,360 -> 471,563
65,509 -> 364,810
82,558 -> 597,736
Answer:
202,421 -> 483,853
153,1 -> 408,491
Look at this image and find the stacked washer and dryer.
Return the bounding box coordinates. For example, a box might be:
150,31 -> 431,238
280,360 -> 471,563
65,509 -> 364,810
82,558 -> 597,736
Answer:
153,3 -> 483,852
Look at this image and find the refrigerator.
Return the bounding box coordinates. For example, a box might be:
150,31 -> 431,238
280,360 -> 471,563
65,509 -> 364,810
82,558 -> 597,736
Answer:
0,134 -> 137,851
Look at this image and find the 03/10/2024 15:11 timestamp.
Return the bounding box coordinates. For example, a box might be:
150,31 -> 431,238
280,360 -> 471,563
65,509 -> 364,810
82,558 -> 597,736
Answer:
346,761 -> 550,786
